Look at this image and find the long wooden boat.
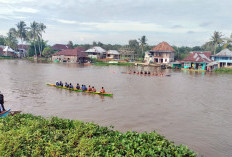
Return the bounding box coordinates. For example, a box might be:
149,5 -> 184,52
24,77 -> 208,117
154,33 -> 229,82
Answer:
47,83 -> 113,97
0,109 -> 11,118
121,72 -> 171,77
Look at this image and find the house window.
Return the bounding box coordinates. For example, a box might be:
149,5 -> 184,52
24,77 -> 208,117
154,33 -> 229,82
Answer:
165,59 -> 167,62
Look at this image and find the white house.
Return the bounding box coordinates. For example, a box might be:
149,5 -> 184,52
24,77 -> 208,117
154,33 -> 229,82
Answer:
85,46 -> 106,59
106,50 -> 120,59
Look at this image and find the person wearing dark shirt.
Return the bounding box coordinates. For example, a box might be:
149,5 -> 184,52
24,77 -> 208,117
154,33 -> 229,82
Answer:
76,83 -> 80,90
59,81 -> 63,87
69,83 -> 73,89
0,91 -> 6,113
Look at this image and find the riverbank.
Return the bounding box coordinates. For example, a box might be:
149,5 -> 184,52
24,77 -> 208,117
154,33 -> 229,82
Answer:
26,57 -> 52,63
0,56 -> 14,59
214,67 -> 232,73
0,114 -> 196,156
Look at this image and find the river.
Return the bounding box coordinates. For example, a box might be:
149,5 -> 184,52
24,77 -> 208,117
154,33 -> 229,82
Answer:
1,59 -> 232,156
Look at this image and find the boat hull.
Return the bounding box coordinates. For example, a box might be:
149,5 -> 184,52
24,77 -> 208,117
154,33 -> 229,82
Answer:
0,109 -> 11,118
47,84 -> 113,96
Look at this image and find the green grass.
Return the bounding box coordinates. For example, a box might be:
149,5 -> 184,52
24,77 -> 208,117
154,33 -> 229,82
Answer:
0,56 -> 14,59
0,114 -> 196,156
93,62 -> 134,66
26,57 -> 52,62
214,68 -> 232,73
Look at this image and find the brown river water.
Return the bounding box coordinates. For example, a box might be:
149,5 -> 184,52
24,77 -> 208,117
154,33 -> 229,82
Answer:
1,60 -> 232,156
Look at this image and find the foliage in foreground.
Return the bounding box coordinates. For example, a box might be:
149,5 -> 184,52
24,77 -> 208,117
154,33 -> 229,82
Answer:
0,114 -> 196,156
214,68 -> 232,73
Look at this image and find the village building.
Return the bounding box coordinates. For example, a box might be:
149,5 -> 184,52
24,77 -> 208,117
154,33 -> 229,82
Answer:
85,46 -> 106,59
118,46 -> 136,60
52,47 -> 88,63
51,44 -> 70,51
0,47 -> 3,56
17,44 -> 29,57
210,48 -> 232,67
3,46 -> 15,57
182,51 -> 212,71
144,41 -> 175,64
106,50 -> 120,59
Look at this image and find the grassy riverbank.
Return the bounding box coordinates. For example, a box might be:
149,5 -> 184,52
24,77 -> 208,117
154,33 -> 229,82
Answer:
0,56 -> 14,59
26,57 -> 52,62
0,114 -> 196,156
214,68 -> 232,73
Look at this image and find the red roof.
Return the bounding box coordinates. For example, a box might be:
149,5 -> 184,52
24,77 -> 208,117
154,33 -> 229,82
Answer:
18,44 -> 29,50
182,51 -> 212,63
53,47 -> 87,57
152,41 -> 175,52
51,44 -> 69,50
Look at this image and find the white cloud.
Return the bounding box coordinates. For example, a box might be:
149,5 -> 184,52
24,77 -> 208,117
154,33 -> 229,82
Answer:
56,19 -> 77,24
13,7 -> 38,13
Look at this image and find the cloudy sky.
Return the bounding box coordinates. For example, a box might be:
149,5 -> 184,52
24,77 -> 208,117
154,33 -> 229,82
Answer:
0,0 -> 231,46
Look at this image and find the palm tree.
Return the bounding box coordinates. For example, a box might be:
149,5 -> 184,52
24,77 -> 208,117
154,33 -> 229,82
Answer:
28,21 -> 39,57
210,31 -> 223,55
38,23 -> 46,56
16,21 -> 27,46
5,28 -> 18,50
138,35 -> 147,57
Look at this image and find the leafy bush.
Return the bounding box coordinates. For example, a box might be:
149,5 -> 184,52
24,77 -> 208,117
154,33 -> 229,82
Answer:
214,68 -> 232,73
0,114 -> 196,156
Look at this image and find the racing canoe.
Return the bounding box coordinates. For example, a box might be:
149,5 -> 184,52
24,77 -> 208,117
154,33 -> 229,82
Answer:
0,109 -> 11,118
47,83 -> 113,96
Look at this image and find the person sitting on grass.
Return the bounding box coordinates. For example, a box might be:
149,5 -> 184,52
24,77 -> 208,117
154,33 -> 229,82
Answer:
0,91 -> 6,113
100,87 -> 105,93
87,85 -> 92,91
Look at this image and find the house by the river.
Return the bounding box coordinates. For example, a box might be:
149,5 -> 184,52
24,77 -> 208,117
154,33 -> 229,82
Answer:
85,46 -> 106,59
144,41 -> 175,64
182,51 -> 212,71
52,47 -> 88,63
106,50 -> 120,59
211,48 -> 232,67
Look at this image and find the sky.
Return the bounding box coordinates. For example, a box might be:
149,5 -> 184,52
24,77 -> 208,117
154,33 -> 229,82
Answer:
0,0 -> 231,46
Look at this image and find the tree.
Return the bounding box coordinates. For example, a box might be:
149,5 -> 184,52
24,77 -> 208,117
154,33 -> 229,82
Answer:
16,21 -> 27,46
38,23 -> 46,56
0,35 -> 6,45
42,46 -> 54,58
5,28 -> 18,49
67,41 -> 74,49
28,21 -> 39,57
210,31 -> 223,55
138,35 -> 147,57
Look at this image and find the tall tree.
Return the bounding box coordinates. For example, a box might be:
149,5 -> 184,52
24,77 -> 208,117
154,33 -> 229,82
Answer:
16,21 -> 27,46
28,21 -> 39,57
138,35 -> 147,57
210,31 -> 223,55
5,28 -> 18,49
0,35 -> 6,45
67,41 -> 74,48
38,23 -> 46,56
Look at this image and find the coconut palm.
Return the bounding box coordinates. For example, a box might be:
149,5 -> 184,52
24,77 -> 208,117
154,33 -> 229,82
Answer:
28,21 -> 39,57
38,23 -> 46,56
210,31 -> 223,55
138,35 -> 147,57
16,21 -> 27,46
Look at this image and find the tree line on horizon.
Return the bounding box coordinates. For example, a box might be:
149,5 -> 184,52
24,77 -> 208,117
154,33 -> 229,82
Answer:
0,21 -> 232,60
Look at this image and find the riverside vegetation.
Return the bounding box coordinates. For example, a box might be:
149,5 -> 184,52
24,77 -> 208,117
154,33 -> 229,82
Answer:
0,114 -> 196,156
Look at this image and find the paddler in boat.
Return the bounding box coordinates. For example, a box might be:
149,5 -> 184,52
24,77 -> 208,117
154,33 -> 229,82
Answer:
56,81 -> 60,86
92,86 -> 96,92
144,71 -> 147,75
133,71 -> 136,74
69,83 -> 73,89
81,85 -> 87,91
59,81 -> 63,87
65,82 -> 69,88
87,85 -> 92,91
100,87 -> 105,93
0,91 -> 6,113
140,71 -> 143,74
76,83 -> 80,90
148,71 -> 151,75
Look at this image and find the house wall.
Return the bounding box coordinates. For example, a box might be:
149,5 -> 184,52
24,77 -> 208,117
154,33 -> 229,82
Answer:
52,55 -> 78,62
106,54 -> 120,59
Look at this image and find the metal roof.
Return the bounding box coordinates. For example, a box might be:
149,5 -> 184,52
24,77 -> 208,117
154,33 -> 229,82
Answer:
212,48 -> 232,57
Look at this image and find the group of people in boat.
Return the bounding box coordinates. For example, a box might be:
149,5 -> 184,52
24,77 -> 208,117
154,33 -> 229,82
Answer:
55,81 -> 106,93
0,91 -> 6,113
130,71 -> 165,76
